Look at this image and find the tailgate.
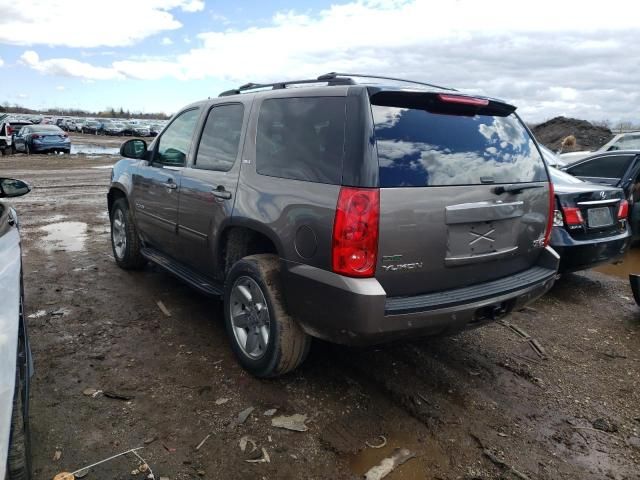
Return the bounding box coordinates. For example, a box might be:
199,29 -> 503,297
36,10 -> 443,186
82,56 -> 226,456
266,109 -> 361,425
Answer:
377,184 -> 550,296
370,91 -> 550,297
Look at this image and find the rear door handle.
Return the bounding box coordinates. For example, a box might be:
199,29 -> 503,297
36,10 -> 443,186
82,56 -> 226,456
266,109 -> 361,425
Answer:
162,180 -> 177,190
211,186 -> 232,200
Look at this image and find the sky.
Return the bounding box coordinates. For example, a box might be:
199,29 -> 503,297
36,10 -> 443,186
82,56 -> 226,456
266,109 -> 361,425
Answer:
0,0 -> 638,123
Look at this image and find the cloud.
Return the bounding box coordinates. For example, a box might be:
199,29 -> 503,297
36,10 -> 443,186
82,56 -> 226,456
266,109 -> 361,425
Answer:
0,57 -> 4,68
0,0 -> 204,48
56,85 -> 65,91
13,0 -> 640,121
161,37 -> 173,46
21,50 -> 124,80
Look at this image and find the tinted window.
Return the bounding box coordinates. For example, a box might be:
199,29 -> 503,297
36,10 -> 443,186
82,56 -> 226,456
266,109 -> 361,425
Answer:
195,104 -> 244,171
256,97 -> 345,184
372,100 -> 547,187
157,108 -> 200,166
568,155 -> 632,179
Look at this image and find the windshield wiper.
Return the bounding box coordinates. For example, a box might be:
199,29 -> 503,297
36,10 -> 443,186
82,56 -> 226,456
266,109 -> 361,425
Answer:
493,183 -> 544,195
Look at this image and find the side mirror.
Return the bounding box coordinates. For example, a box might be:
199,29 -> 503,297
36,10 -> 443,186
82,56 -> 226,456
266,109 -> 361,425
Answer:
0,178 -> 31,198
120,138 -> 148,159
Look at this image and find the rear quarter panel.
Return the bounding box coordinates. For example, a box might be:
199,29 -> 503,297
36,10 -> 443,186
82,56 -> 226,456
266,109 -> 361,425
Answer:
232,92 -> 342,270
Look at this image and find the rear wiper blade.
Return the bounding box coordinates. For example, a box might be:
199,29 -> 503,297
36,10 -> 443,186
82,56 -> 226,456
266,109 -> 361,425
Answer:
493,183 -> 545,195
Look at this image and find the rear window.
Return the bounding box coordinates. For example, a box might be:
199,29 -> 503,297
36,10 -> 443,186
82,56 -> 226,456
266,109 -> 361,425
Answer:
372,99 -> 547,187
256,97 -> 346,184
33,125 -> 63,133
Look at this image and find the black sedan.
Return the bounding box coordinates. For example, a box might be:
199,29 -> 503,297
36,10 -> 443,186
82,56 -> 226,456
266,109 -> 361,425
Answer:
562,150 -> 640,235
13,125 -> 71,155
549,167 -> 631,272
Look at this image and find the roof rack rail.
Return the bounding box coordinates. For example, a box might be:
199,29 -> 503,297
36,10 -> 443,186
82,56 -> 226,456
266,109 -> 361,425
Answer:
317,72 -> 458,92
219,76 -> 356,97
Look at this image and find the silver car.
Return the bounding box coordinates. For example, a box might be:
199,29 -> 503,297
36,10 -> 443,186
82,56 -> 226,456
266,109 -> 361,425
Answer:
0,178 -> 32,480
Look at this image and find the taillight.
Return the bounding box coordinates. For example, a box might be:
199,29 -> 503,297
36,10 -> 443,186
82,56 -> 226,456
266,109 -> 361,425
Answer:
6,126 -> 12,136
561,206 -> 584,225
618,200 -> 629,219
543,183 -> 555,247
437,94 -> 489,107
332,187 -> 380,277
31,134 -> 41,139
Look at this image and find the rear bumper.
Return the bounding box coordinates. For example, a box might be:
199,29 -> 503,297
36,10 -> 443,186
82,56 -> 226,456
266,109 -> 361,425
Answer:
550,226 -> 631,272
32,141 -> 71,152
282,246 -> 559,346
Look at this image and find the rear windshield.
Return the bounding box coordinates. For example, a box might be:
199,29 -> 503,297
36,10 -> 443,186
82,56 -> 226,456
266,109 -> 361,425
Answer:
33,125 -> 63,133
372,98 -> 547,187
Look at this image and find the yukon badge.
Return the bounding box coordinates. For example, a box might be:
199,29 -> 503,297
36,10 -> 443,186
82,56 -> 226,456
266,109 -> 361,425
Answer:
381,262 -> 424,272
381,254 -> 423,272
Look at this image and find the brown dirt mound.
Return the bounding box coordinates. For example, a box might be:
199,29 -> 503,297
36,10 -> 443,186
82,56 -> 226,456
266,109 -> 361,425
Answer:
532,116 -> 613,152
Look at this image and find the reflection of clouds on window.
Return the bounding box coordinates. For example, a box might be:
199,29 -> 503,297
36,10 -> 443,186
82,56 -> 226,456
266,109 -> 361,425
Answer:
373,105 -> 545,187
372,106 -> 407,130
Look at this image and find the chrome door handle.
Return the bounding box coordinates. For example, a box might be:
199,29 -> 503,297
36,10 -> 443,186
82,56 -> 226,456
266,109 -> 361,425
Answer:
163,181 -> 177,190
211,188 -> 232,200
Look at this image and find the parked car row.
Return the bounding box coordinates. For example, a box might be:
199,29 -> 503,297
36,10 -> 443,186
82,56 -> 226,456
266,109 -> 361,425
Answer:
3,114 -> 166,139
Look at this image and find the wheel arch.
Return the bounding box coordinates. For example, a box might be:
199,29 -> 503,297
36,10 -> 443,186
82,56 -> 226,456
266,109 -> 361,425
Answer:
217,221 -> 282,278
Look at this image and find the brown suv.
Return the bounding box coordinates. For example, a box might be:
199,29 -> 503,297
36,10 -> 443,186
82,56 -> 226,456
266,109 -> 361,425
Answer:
108,73 -> 559,377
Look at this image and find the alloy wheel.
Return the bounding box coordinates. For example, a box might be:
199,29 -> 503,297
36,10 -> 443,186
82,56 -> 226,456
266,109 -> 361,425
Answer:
229,276 -> 270,359
112,209 -> 127,260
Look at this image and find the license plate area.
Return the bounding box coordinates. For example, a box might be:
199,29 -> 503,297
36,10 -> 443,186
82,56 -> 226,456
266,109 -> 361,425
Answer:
587,207 -> 613,228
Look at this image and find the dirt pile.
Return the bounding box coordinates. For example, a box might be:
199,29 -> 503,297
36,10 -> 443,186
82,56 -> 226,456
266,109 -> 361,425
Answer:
532,116 -> 613,152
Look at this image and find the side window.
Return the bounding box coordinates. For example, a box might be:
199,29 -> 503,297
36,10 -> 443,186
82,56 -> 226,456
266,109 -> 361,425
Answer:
156,108 -> 200,166
569,155 -> 633,179
194,104 -> 244,171
255,97 -> 346,184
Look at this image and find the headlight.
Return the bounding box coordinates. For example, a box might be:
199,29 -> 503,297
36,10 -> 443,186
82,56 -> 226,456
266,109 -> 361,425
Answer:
553,209 -> 564,227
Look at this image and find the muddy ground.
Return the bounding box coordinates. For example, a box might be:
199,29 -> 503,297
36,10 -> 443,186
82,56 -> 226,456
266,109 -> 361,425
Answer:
1,134 -> 639,480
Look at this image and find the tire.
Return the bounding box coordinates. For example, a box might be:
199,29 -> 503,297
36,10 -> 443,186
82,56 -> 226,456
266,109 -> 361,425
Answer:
63,149 -> 70,155
110,198 -> 145,269
224,254 -> 311,378
7,363 -> 31,479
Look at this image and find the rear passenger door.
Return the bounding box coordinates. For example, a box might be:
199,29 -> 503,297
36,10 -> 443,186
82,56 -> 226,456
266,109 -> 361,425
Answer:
565,154 -> 634,186
176,102 -> 247,278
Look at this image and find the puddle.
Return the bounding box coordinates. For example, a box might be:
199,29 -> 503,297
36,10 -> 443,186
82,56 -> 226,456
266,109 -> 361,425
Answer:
44,214 -> 67,223
91,165 -> 115,169
595,246 -> 640,279
71,144 -> 120,155
347,430 -> 446,479
39,221 -> 87,253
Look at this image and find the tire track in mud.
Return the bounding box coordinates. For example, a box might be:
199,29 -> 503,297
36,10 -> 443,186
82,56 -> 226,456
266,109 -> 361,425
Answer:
330,332 -> 634,480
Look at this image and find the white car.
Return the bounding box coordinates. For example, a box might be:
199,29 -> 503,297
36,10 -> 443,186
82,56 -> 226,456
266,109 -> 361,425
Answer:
560,131 -> 640,163
0,178 -> 32,480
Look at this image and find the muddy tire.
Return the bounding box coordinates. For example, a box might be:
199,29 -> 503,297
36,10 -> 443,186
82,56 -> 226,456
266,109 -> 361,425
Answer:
7,367 -> 30,480
224,254 -> 310,378
110,198 -> 145,270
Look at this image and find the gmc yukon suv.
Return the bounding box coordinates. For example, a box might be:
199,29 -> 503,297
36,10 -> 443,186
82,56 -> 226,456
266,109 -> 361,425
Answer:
108,73 -> 559,377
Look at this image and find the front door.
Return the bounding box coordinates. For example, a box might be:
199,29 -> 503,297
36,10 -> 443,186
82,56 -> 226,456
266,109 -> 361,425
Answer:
132,108 -> 201,257
176,103 -> 246,278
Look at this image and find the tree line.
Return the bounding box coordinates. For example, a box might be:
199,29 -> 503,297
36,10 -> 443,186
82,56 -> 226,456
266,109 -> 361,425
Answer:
0,102 -> 170,120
